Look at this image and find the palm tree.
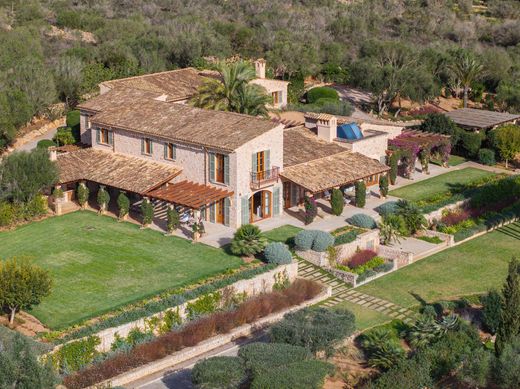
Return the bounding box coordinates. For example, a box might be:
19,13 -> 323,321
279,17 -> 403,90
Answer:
450,51 -> 483,108
190,61 -> 270,117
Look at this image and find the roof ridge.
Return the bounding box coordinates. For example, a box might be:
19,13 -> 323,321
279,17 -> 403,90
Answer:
101,67 -> 199,86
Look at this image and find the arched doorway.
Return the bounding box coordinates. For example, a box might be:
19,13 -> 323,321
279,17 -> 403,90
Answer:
249,190 -> 271,223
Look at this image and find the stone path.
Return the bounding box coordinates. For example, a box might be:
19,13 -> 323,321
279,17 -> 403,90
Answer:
297,259 -> 417,324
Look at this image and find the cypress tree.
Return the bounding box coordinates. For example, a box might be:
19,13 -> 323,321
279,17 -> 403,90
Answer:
496,257 -> 520,355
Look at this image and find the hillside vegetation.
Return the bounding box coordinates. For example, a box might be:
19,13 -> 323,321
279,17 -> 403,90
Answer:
1,0 -> 520,147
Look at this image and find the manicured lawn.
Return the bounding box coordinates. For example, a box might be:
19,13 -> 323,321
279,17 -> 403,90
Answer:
431,154 -> 467,167
263,225 -> 303,245
334,301 -> 392,331
389,167 -> 495,202
358,222 -> 520,308
0,212 -> 242,329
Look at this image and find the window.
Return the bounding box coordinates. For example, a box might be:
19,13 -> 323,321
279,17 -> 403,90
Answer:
215,153 -> 225,183
272,91 -> 281,105
142,138 -> 152,155
209,152 -> 229,185
365,174 -> 379,185
165,143 -> 176,160
97,128 -> 113,145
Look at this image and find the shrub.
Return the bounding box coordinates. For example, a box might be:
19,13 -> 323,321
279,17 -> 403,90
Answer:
349,256 -> 385,275
357,269 -> 377,283
294,230 -> 318,250
470,175 -> 520,209
306,87 -> 339,104
375,201 -> 398,217
304,196 -> 318,225
355,180 -> 366,208
457,347 -> 492,389
330,188 -> 344,216
480,289 -> 502,334
186,292 -> 222,319
230,224 -> 267,257
269,307 -> 355,356
334,231 -> 358,246
396,200 -> 426,234
96,186 -> 110,210
312,230 -> 334,252
52,336 -> 100,373
365,356 -> 433,389
264,242 -> 292,265
76,184 -> 89,207
348,250 -> 377,268
460,131 -> 483,158
191,356 -> 246,389
494,337 -> 520,389
116,191 -> 129,219
389,153 -> 398,185
478,148 -> 496,166
347,213 -> 377,229
140,198 -> 154,225
419,113 -> 462,146
360,327 -> 406,371
66,110 -> 81,142
37,139 -> 56,149
250,360 -> 334,389
379,175 -> 389,197
53,126 -> 76,146
238,342 -> 310,378
373,261 -> 394,273
166,207 -> 180,232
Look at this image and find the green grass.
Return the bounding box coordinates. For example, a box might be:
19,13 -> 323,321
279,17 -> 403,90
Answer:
0,211 -> 242,329
358,223 -> 520,308
431,155 -> 467,167
263,225 -> 303,245
389,167 -> 495,202
333,301 -> 392,331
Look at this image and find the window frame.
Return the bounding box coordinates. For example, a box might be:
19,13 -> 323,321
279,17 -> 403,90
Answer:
100,128 -> 110,145
143,138 -> 152,155
165,142 -> 176,160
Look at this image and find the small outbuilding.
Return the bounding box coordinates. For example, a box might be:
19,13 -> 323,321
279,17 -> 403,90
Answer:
444,108 -> 520,131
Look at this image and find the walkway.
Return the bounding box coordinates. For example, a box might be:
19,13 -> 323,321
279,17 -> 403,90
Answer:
297,258 -> 417,324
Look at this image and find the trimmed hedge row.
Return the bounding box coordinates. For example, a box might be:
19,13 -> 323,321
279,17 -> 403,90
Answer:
63,279 -> 322,389
55,264 -> 278,344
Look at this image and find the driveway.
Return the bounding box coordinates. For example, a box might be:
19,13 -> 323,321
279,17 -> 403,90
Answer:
16,127 -> 58,152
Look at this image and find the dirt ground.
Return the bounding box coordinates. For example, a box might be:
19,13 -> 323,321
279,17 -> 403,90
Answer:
0,311 -> 49,337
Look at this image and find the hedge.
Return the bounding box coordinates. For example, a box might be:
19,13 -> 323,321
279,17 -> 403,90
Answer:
334,230 -> 358,246
250,360 -> 334,389
191,356 -> 246,389
306,87 -> 339,104
54,264 -> 278,344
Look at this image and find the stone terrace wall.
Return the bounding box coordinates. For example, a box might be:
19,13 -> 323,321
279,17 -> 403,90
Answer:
335,229 -> 380,260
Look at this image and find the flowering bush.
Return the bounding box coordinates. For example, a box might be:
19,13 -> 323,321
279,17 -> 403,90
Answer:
348,250 -> 377,268
441,209 -> 473,226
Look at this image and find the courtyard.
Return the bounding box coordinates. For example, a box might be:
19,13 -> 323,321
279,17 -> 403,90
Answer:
0,211 -> 242,329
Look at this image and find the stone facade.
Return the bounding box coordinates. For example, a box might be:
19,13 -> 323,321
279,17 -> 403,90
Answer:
336,130 -> 390,162
335,229 -> 380,261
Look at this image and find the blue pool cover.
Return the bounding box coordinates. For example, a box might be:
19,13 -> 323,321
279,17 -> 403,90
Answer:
337,122 -> 363,140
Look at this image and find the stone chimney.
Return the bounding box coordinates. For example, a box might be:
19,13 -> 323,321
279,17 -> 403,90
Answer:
254,58 -> 266,79
49,147 -> 57,161
316,116 -> 337,143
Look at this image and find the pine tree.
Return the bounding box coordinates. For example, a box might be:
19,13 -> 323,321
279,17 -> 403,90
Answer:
496,257 -> 520,355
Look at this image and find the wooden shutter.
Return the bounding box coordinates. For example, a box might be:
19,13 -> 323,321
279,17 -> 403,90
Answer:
241,196 -> 249,225
108,130 -> 113,145
96,128 -> 100,144
224,197 -> 230,226
273,187 -> 280,216
224,155 -> 229,185
164,143 -> 168,159
149,139 -> 153,154
172,144 -> 176,160
209,202 -> 215,223
141,138 -> 145,154
265,149 -> 271,171
209,153 -> 215,183
252,152 -> 257,173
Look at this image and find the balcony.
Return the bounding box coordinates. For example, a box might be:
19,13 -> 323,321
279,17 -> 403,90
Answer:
250,166 -> 280,190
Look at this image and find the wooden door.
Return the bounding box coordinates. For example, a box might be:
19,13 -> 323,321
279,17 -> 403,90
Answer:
256,151 -> 265,180
263,191 -> 271,218
216,199 -> 225,224
216,154 -> 225,183
283,182 -> 291,208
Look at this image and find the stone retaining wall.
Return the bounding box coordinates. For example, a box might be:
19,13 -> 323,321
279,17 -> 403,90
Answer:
55,262 -> 299,353
378,245 -> 414,268
93,284 -> 332,388
424,199 -> 468,222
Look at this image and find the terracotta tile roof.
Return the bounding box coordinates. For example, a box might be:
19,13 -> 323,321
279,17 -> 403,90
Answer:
77,88 -> 163,113
148,181 -> 233,209
283,126 -> 346,167
91,97 -> 279,152
281,151 -> 390,193
98,68 -> 217,102
56,149 -> 181,194
444,108 -> 520,129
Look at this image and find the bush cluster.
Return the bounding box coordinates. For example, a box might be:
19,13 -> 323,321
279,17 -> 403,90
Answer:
63,279 -> 322,388
333,230 -> 358,246
0,195 -> 48,227
478,148 -> 496,166
294,230 -> 334,252
470,175 -> 520,210
264,242 -> 292,265
191,356 -> 247,389
51,336 -> 101,374
306,87 -> 339,103
348,250 -> 378,268
347,213 -> 377,229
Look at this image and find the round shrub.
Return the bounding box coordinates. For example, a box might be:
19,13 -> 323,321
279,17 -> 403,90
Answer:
294,230 -> 318,251
460,131 -> 483,157
264,242 -> 292,265
307,87 -> 339,104
36,139 -> 56,149
347,213 -> 377,229
375,201 -> 399,217
191,356 -> 247,389
311,231 -> 334,252
478,148 -> 495,166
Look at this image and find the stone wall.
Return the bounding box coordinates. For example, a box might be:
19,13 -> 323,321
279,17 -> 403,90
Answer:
424,199 -> 468,222
335,229 -> 380,261
418,230 -> 454,246
295,249 -> 328,267
54,262 -> 298,353
378,245 -> 414,268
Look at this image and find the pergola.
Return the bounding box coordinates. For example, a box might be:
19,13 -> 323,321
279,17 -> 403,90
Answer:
388,130 -> 451,178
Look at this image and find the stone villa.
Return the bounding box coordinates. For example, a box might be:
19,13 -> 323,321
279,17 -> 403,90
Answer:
53,61 -> 393,229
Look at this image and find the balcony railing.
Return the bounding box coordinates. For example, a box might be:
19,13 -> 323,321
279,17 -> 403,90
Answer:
251,166 -> 280,190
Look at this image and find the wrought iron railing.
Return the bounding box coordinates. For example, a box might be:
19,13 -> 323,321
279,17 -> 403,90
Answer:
250,166 -> 280,190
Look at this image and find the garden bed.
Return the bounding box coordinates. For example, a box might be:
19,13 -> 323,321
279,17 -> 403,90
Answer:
61,279 -> 326,389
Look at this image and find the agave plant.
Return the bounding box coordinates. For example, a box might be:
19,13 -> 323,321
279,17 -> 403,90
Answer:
230,224 -> 267,258
367,341 -> 406,371
407,316 -> 443,349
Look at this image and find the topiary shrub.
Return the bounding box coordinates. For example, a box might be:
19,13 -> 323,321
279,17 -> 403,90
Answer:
294,230 -> 318,251
375,201 -> 399,217
478,148 -> 495,166
355,180 -> 366,208
230,224 -> 267,257
379,175 -> 389,198
388,153 -> 399,185
269,307 -> 355,356
264,242 -> 292,265
166,207 -> 180,233
96,186 -> 110,212
347,213 -> 377,229
306,87 -> 339,104
76,183 -> 89,208
312,231 -> 334,252
37,139 -> 57,149
117,191 -> 129,219
330,188 -> 344,216
192,356 -> 247,389
141,198 -> 154,226
304,196 -> 318,225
